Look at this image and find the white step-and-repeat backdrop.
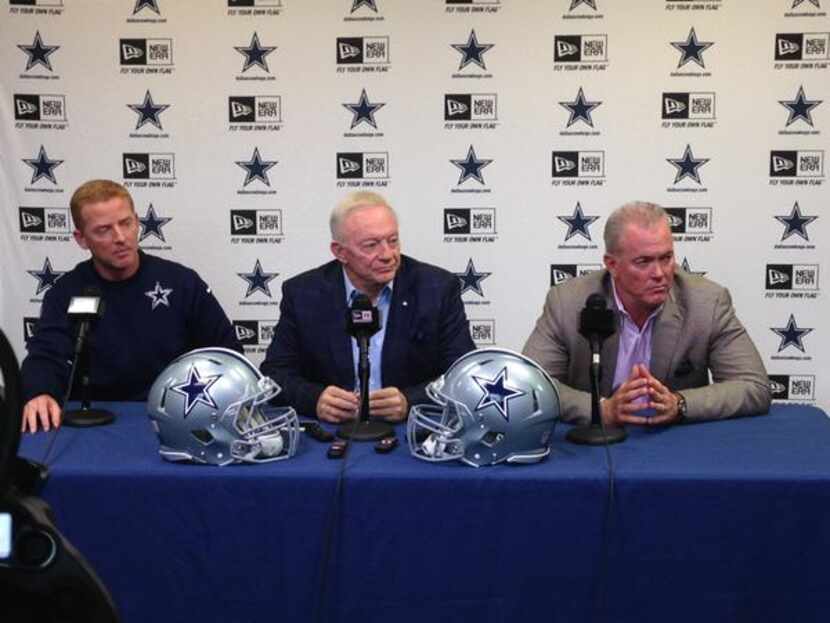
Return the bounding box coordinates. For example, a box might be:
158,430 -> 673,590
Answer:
1,0 -> 827,410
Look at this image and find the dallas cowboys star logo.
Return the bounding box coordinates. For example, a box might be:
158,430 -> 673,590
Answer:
27,257 -> 65,295
22,145 -> 63,185
343,88 -> 385,129
351,0 -> 378,13
473,367 -> 525,421
133,0 -> 160,14
455,258 -> 491,297
235,147 -> 277,186
145,281 -> 173,309
680,257 -> 706,276
666,144 -> 709,185
238,259 -> 278,298
779,85 -> 822,127
792,0 -> 820,8
774,202 -> 818,242
450,144 -> 493,185
559,87 -> 602,128
771,314 -> 813,353
670,27 -> 714,69
558,202 -> 599,242
569,0 -> 597,10
139,204 -> 172,242
171,366 -> 221,417
17,31 -> 59,72
451,29 -> 494,71
235,32 -> 277,73
127,90 -> 170,131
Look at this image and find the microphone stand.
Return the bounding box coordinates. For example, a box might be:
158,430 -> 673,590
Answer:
62,319 -> 114,428
337,333 -> 393,441
567,339 -> 627,446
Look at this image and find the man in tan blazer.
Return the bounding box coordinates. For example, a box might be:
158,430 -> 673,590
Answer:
523,201 -> 770,427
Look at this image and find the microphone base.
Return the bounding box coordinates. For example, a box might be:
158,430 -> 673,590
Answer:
62,407 -> 116,428
567,424 -> 627,446
337,419 -> 394,441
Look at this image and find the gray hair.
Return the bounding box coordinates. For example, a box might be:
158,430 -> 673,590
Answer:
604,201 -> 668,254
329,191 -> 396,241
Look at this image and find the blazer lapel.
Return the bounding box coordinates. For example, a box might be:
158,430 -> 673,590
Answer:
649,288 -> 683,382
323,263 -> 356,389
600,278 -> 621,396
381,257 -> 413,387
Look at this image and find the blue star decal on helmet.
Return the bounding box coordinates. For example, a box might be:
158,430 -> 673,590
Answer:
133,0 -> 160,15
139,203 -> 173,243
145,281 -> 173,310
473,367 -> 525,421
238,259 -> 278,298
450,144 -> 493,185
235,147 -> 278,187
670,27 -> 713,69
559,87 -> 602,128
22,145 -> 63,185
771,314 -> 813,353
558,202 -> 599,242
351,0 -> 378,13
779,85 -> 822,127
171,365 -> 221,417
774,202 -> 817,242
451,29 -> 494,71
127,90 -> 170,131
455,258 -> 491,297
235,32 -> 277,73
569,0 -> 597,11
343,88 -> 385,129
680,257 -> 706,277
666,144 -> 709,185
18,31 -> 59,72
27,257 -> 65,295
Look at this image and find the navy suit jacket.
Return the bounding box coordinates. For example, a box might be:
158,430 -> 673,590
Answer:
260,255 -> 475,416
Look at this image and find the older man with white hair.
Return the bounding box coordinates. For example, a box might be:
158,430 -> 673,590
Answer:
261,191 -> 475,422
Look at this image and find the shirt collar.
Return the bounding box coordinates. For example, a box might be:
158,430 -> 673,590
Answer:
610,277 -> 663,327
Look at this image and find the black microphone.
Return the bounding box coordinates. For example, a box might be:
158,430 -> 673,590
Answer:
567,293 -> 626,446
62,286 -> 114,428
579,293 -> 616,370
337,294 -> 391,441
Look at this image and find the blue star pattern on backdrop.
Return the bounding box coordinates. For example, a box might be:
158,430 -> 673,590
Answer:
28,257 -> 65,295
455,258 -> 491,297
450,144 -> 493,185
133,0 -> 160,15
18,31 -> 59,71
771,315 -> 813,353
779,85 -> 822,127
558,202 -> 599,241
343,88 -> 385,129
666,144 -> 709,185
22,145 -> 63,185
238,259 -> 278,298
139,204 -> 173,242
451,29 -> 494,71
235,32 -> 277,73
791,0 -> 820,8
774,202 -> 818,242
145,281 -> 173,310
171,366 -> 221,417
351,0 -> 378,13
473,367 -> 525,421
680,257 -> 706,277
127,90 -> 170,131
670,27 -> 713,69
559,87 -> 602,128
235,147 -> 277,186
569,0 -> 597,11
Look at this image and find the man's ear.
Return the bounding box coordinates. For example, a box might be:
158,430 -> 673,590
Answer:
603,252 -> 616,276
330,240 -> 346,264
73,229 -> 89,250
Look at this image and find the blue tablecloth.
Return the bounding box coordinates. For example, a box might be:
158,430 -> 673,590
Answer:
19,404 -> 830,623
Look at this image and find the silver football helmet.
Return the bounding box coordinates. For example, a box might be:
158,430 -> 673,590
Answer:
147,348 -> 299,465
408,348 -> 560,467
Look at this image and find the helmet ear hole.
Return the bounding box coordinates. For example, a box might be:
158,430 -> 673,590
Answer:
481,431 -> 503,447
190,429 -> 215,445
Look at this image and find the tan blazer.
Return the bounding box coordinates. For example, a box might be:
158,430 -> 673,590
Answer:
522,269 -> 771,424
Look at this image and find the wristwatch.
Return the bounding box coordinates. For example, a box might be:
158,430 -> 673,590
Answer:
673,391 -> 687,423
